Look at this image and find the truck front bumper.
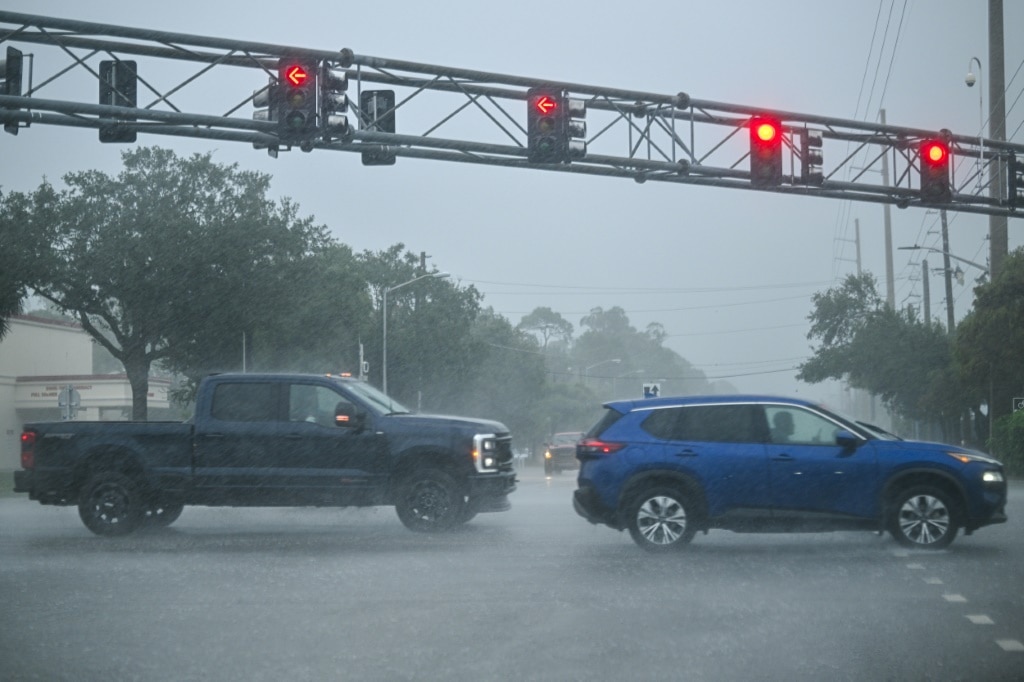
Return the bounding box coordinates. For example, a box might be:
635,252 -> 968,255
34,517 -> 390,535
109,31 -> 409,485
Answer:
466,471 -> 517,512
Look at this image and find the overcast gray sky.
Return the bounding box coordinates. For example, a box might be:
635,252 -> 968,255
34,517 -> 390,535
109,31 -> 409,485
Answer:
2,1 -> 1022,405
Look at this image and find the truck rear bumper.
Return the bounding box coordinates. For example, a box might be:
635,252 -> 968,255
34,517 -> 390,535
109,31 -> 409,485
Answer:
13,469 -> 31,494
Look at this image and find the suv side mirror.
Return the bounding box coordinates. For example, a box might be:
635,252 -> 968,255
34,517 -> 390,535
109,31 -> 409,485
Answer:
334,402 -> 365,430
834,429 -> 860,449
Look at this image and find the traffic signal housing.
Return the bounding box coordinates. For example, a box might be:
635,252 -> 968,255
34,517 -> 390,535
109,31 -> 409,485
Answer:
1008,154 -> 1023,209
1,46 -> 23,135
359,90 -> 396,166
566,97 -> 587,161
98,59 -> 138,143
527,87 -> 566,163
919,139 -> 951,202
749,116 -> 783,186
277,58 -> 317,144
800,129 -> 823,185
320,66 -> 349,142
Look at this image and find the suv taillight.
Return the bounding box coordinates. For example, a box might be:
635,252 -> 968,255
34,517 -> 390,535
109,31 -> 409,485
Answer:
20,430 -> 36,469
577,438 -> 626,458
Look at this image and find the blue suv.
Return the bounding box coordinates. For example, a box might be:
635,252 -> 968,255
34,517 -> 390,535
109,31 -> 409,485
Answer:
573,395 -> 1008,552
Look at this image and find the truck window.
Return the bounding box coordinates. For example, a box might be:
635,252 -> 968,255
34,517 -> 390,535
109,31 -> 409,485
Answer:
289,384 -> 349,427
211,382 -> 277,422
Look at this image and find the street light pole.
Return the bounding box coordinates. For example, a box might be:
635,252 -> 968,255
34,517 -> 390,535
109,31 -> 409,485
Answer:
966,56 -> 984,192
382,271 -> 450,395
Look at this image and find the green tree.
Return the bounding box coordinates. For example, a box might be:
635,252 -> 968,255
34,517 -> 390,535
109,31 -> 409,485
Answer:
8,147 -> 333,419
518,306 -> 574,350
0,186 -> 58,338
800,272 -> 967,438
955,248 -> 1024,425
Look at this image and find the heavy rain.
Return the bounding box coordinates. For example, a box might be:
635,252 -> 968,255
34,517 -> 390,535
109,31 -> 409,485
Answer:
2,1 -> 1023,680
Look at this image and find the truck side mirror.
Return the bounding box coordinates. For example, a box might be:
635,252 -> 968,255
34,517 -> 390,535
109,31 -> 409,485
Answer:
334,402 -> 364,429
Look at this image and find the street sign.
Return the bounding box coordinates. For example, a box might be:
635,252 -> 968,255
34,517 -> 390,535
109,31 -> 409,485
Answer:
1013,397 -> 1024,413
643,383 -> 661,399
58,384 -> 80,420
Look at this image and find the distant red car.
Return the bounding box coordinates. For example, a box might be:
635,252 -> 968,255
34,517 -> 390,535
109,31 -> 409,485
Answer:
544,432 -> 584,475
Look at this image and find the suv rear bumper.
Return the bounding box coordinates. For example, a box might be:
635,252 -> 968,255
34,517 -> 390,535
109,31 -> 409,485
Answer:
573,486 -> 619,529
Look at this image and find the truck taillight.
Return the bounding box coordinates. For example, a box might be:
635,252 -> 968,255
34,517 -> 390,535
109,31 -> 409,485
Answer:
577,438 -> 626,458
20,430 -> 36,469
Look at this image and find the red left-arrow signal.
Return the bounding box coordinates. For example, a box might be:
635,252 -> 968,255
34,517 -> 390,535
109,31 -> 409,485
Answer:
535,95 -> 557,114
285,65 -> 309,87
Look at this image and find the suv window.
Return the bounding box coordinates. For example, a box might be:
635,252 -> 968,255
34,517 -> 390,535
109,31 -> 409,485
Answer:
586,408 -> 624,438
211,382 -> 278,422
765,405 -> 841,445
642,404 -> 760,443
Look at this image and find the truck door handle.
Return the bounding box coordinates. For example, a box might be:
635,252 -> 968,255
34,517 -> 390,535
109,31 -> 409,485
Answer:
674,449 -> 698,458
772,453 -> 794,462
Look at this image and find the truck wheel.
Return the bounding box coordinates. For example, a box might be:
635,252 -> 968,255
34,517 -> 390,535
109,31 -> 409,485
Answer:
141,502 -> 184,528
395,470 -> 461,532
77,472 -> 143,537
889,485 -> 959,549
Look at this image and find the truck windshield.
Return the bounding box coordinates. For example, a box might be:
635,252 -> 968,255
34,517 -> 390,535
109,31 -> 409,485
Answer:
335,378 -> 411,416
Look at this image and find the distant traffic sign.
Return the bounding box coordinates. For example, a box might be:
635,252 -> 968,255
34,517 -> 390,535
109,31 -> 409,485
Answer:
643,383 -> 661,399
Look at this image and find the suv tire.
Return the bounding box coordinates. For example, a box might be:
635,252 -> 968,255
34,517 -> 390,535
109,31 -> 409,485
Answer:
889,485 -> 959,549
626,485 -> 697,552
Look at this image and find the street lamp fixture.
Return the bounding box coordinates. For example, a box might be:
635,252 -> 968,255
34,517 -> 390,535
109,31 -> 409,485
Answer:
382,271 -> 450,394
582,358 -> 621,383
966,56 -> 984,191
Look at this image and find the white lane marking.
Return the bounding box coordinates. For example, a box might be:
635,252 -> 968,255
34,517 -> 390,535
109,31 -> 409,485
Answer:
906,563 -> 925,570
966,615 -> 994,625
996,640 -> 1024,652
924,577 -> 943,584
943,594 -> 968,603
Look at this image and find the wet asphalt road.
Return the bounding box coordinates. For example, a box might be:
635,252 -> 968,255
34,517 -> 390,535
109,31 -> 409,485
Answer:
2,468 -> 1022,681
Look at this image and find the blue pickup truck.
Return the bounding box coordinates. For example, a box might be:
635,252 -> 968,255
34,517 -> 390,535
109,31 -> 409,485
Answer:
15,373 -> 517,536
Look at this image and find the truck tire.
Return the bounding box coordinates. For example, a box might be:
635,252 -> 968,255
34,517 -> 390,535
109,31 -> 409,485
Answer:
141,501 -> 185,528
78,472 -> 143,537
395,470 -> 462,532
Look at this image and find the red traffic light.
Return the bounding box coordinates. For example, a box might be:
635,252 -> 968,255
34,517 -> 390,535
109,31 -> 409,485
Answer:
535,95 -> 558,115
283,64 -> 310,87
921,140 -> 949,165
754,120 -> 780,143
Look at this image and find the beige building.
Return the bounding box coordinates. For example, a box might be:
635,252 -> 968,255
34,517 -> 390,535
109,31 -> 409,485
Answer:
0,315 -> 172,471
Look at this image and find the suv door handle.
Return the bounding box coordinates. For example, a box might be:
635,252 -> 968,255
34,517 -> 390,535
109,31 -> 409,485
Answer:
771,453 -> 794,461
674,449 -> 698,458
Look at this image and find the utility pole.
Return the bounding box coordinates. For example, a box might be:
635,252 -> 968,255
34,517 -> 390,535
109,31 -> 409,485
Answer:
989,0 -> 1008,279
940,210 -> 955,334
921,259 -> 931,325
880,109 -> 895,309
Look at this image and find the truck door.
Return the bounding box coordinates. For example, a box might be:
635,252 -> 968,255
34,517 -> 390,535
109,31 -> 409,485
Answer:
192,380 -> 282,502
273,381 -> 389,504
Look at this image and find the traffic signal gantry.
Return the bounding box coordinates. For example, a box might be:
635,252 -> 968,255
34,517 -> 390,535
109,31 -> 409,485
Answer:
0,10 -> 1021,218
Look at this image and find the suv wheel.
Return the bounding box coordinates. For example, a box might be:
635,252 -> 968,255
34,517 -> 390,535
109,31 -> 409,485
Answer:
889,485 -> 959,549
626,486 -> 697,552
